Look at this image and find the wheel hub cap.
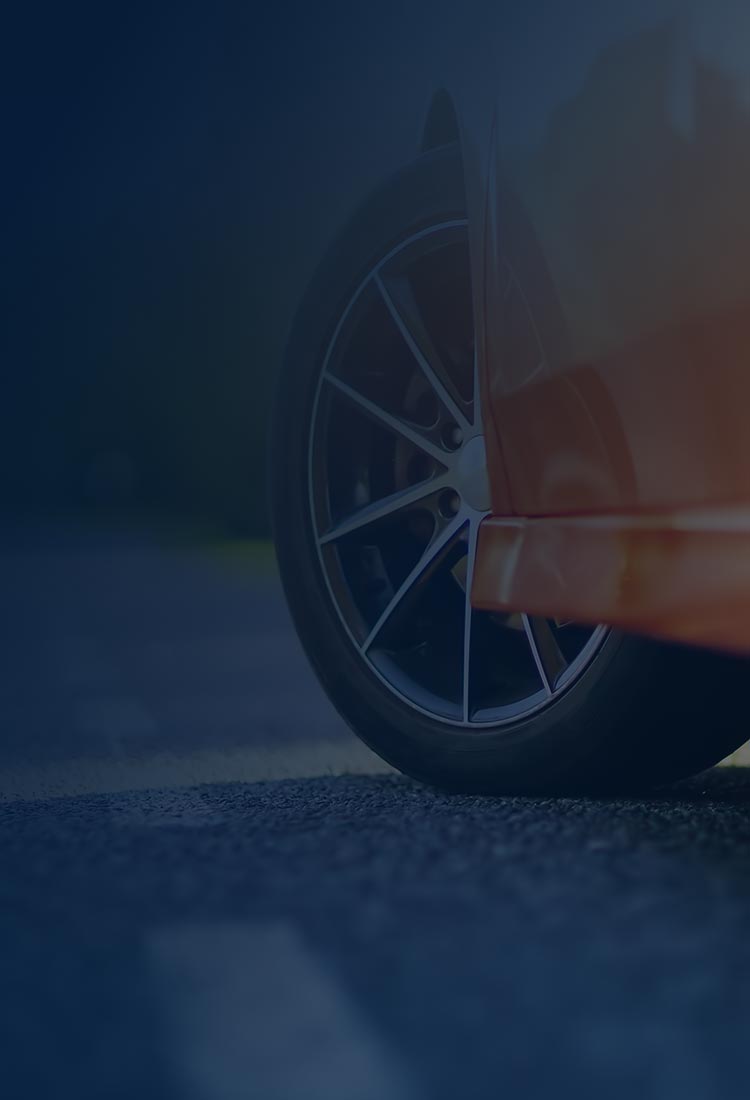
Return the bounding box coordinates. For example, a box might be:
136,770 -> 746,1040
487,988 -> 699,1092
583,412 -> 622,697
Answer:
454,435 -> 490,513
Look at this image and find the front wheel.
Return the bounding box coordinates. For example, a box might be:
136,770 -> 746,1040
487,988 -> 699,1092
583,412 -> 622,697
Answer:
271,144 -> 750,794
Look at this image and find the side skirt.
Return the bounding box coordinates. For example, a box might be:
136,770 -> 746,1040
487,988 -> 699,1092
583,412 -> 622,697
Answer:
473,507 -> 750,654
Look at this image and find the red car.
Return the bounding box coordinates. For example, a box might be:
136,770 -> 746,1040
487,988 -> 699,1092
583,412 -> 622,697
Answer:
272,3 -> 750,793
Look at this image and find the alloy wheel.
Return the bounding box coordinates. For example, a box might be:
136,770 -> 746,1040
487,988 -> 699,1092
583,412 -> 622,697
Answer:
308,220 -> 607,727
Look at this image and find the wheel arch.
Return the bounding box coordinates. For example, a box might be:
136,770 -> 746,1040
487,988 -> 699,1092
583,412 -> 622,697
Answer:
420,89 -> 462,155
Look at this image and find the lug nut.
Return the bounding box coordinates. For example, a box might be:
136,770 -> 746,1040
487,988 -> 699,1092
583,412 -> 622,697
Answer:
441,423 -> 463,451
438,489 -> 461,518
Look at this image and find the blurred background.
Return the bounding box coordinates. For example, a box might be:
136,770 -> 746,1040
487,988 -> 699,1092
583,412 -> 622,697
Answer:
2,0 -> 433,539
1,0 -> 430,811
6,1 -> 277,536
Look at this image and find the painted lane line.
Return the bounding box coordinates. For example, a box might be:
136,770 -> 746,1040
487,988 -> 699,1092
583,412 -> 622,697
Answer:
149,923 -> 413,1100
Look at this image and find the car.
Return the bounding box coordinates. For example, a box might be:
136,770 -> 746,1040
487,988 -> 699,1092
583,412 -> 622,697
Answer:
271,2 -> 750,794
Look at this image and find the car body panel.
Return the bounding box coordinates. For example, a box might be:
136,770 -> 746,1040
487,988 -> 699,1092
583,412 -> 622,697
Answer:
435,2 -> 750,650
272,2 -> 750,653
457,2 -> 750,516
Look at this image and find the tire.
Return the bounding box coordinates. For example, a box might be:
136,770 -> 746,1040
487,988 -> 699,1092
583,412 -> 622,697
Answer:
270,144 -> 750,795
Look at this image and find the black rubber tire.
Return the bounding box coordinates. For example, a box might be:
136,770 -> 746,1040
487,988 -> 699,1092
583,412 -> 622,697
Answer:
270,144 -> 750,795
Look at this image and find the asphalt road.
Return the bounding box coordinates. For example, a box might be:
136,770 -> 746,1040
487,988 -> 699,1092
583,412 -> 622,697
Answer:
4,525 -> 750,1100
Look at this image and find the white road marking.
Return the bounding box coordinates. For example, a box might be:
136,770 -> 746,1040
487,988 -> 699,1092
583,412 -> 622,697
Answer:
719,742 -> 750,766
0,740 -> 393,804
149,923 -> 413,1100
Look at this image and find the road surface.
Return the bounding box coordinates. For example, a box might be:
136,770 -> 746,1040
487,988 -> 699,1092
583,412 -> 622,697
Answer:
3,525 -> 750,1100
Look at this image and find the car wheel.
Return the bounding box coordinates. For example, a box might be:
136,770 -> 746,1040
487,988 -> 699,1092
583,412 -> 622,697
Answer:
271,143 -> 750,794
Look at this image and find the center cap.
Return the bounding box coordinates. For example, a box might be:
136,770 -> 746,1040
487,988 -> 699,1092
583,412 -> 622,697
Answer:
455,435 -> 490,513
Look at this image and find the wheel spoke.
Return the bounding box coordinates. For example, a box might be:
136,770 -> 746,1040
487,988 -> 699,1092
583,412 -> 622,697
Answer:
461,516 -> 480,723
322,372 -> 447,465
318,474 -> 451,545
362,513 -> 466,652
521,614 -> 568,696
374,272 -> 471,433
